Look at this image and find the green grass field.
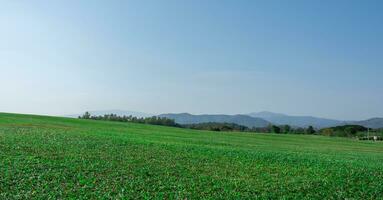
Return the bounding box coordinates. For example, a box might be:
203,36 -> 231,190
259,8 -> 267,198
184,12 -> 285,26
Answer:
1,113 -> 383,199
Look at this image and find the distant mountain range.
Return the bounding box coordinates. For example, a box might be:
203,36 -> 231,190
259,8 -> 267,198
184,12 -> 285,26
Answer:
160,112 -> 383,129
351,118 -> 383,129
67,110 -> 383,129
248,111 -> 344,128
159,113 -> 270,128
248,111 -> 383,129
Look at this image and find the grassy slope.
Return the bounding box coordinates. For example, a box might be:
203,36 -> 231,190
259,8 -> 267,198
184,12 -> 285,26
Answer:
0,113 -> 383,199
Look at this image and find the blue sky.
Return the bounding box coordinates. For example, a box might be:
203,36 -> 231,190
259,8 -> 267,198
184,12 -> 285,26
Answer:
0,0 -> 382,120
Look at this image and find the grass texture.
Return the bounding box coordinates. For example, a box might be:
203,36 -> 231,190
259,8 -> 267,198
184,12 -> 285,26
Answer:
0,113 -> 382,199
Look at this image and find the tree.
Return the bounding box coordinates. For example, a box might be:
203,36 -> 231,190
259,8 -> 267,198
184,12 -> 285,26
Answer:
321,128 -> 333,136
344,127 -> 357,136
306,126 -> 315,134
282,125 -> 291,134
271,125 -> 281,134
79,111 -> 91,119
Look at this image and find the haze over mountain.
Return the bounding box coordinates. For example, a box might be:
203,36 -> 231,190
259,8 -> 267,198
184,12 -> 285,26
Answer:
248,111 -> 345,128
159,113 -> 270,128
351,118 -> 383,129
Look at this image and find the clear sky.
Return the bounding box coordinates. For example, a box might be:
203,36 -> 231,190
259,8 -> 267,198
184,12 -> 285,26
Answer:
0,0 -> 382,120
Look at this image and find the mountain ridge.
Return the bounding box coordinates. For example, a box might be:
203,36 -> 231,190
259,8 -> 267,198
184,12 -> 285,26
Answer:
247,111 -> 345,128
351,118 -> 383,129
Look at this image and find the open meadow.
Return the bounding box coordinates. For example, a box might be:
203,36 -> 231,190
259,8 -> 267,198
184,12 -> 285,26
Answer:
1,113 -> 383,199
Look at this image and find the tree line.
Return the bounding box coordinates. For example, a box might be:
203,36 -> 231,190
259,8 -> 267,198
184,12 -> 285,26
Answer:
184,122 -> 249,132
194,124 -> 317,134
251,125 -> 316,134
319,125 -> 383,137
79,112 -> 179,127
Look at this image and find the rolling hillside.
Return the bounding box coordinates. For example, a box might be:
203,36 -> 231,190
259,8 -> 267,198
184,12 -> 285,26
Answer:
1,113 -> 383,199
159,113 -> 270,128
